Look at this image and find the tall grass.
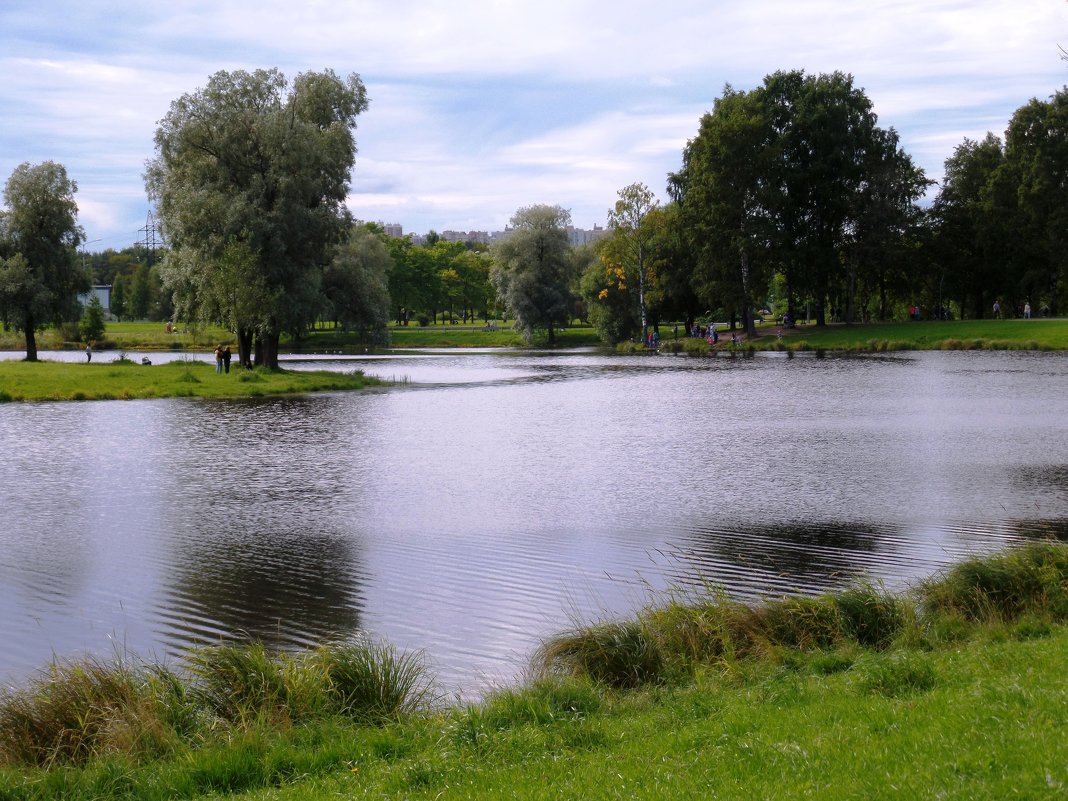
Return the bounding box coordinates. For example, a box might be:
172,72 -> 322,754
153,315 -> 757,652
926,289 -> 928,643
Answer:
0,657 -> 184,767
0,639 -> 434,769
537,543 -> 1066,688
917,541 -> 1068,623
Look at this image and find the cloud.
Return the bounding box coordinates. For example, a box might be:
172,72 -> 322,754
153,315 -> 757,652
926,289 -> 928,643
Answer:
1,0 -> 1066,245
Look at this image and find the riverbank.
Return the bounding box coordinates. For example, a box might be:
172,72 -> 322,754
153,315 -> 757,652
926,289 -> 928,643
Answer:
1,543 -> 1065,800
2,319 -> 1066,356
745,318 -> 1068,351
0,359 -> 382,402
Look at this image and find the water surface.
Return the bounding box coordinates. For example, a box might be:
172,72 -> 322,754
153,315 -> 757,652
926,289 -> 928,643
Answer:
1,349 -> 1066,695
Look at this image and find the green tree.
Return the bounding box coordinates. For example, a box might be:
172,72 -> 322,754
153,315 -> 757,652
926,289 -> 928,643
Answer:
146,67 -> 369,368
932,134 -> 1007,318
0,161 -> 86,360
1002,89 -> 1068,315
385,235 -> 438,325
671,84 -> 774,337
129,263 -> 152,320
110,272 -> 127,320
322,224 -> 392,343
79,293 -> 106,342
604,183 -> 660,342
492,205 -> 573,345
844,126 -> 932,321
762,70 -> 886,325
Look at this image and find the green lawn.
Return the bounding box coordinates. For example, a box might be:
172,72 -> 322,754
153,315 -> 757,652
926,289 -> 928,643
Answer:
0,358 -> 382,402
747,318 -> 1068,351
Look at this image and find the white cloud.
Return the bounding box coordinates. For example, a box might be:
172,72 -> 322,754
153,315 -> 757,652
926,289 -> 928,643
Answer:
2,0 -> 1066,244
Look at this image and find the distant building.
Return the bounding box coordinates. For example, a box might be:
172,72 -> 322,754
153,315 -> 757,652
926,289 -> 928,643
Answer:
565,224 -> 608,246
441,230 -> 490,245
380,222 -> 404,238
78,285 -> 111,313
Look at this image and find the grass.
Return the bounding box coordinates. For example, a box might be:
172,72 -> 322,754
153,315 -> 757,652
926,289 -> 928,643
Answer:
745,318 -> 1068,352
1,543 -> 1067,799
0,359 -> 383,402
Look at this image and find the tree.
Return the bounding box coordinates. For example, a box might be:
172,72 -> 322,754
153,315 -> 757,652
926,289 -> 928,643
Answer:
322,224 -> 392,343
932,134 -> 1007,318
1002,89 -> 1068,315
79,294 -> 106,343
110,273 -> 127,320
0,161 -> 86,360
491,205 -> 573,345
146,67 -> 369,368
129,263 -> 152,320
671,84 -> 774,337
605,183 -> 660,342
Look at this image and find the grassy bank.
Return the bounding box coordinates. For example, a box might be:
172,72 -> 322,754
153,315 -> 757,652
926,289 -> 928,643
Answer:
2,543 -> 1066,800
0,359 -> 382,402
744,318 -> 1068,352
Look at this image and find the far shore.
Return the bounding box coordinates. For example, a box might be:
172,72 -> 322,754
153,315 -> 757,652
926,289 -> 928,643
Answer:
3,317 -> 1067,356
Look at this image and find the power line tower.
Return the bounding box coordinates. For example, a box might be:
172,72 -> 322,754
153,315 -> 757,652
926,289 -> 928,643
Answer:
139,210 -> 163,267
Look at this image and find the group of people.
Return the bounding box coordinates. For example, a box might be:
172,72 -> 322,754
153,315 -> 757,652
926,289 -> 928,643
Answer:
213,344 -> 232,373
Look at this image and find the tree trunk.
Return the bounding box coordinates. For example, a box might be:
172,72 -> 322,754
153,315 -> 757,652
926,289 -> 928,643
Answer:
24,314 -> 37,362
263,332 -> 280,369
237,327 -> 254,369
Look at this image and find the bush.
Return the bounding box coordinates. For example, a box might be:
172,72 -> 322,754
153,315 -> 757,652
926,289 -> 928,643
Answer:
79,296 -> 107,343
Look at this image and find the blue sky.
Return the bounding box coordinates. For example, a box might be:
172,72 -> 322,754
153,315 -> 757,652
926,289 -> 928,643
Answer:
1,0 -> 1065,251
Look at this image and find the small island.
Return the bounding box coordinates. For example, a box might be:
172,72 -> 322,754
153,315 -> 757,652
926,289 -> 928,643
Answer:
0,358 -> 382,402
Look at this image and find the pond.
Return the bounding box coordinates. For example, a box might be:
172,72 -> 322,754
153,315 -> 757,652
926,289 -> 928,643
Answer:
1,348 -> 1066,696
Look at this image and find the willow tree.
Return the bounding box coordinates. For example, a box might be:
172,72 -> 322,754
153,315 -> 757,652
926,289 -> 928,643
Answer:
0,161 -> 86,361
492,205 -> 573,345
146,68 -> 369,368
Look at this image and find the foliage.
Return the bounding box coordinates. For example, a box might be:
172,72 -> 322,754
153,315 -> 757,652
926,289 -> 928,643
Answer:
321,224 -> 392,344
78,294 -> 106,343
601,183 -> 661,339
491,205 -> 574,346
146,67 -> 369,368
0,161 -> 87,360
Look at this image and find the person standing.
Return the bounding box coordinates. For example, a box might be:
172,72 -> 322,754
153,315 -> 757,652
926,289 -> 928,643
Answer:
214,345 -> 222,374
993,300 -> 1001,319
85,343 -> 92,363
1024,302 -> 1031,319
222,345 -> 232,374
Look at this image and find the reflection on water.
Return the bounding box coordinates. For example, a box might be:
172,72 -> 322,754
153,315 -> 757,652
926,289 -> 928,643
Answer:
2,349 -> 1068,696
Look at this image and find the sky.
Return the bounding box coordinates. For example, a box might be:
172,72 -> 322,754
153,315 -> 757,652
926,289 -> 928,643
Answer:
1,0 -> 1066,252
